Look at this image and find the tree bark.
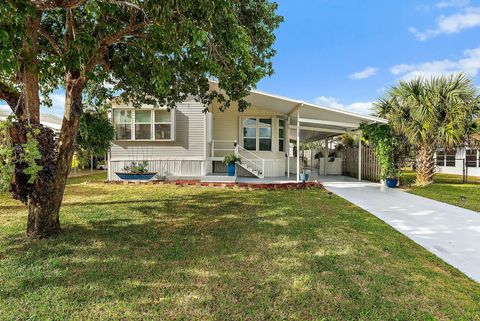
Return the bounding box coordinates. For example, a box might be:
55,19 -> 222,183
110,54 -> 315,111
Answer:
26,72 -> 85,238
21,10 -> 42,125
415,143 -> 436,186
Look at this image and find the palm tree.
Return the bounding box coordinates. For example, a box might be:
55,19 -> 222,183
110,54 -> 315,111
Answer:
375,74 -> 479,186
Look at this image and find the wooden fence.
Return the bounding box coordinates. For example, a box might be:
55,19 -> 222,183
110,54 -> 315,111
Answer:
342,146 -> 381,182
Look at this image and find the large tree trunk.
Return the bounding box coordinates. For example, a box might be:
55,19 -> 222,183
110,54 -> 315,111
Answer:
415,143 -> 436,186
26,73 -> 85,238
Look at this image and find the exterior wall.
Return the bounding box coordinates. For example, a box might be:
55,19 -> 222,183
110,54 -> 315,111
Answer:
210,100 -> 287,177
108,99 -> 290,179
109,100 -> 207,180
436,148 -> 480,177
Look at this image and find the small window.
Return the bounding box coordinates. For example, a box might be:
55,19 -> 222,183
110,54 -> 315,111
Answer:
466,149 -> 479,168
436,152 -> 445,166
135,110 -> 152,140
114,110 -> 132,140
278,119 -> 285,152
445,155 -> 455,167
154,110 -> 172,140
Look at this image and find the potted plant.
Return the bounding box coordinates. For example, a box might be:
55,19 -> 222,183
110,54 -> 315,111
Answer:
299,158 -> 310,182
384,164 -> 401,188
223,153 -> 241,176
115,161 -> 157,181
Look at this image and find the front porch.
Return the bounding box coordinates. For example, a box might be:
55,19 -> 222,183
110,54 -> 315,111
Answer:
207,87 -> 386,182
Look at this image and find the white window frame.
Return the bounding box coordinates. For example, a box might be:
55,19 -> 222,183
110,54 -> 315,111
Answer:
241,117 -> 272,152
278,118 -> 286,153
113,109 -> 132,140
113,108 -> 175,142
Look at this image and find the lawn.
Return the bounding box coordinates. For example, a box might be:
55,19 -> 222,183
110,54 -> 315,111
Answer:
401,171 -> 480,212
1,173 -> 480,320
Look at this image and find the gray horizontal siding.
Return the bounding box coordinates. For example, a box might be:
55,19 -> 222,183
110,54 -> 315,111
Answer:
110,102 -> 206,161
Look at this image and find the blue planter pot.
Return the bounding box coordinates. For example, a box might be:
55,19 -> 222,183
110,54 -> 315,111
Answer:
300,173 -> 309,182
227,163 -> 236,176
116,172 -> 156,181
386,177 -> 398,188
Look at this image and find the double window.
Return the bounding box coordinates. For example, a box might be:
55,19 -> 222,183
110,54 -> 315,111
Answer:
436,150 -> 455,167
114,109 -> 174,141
243,118 -> 272,151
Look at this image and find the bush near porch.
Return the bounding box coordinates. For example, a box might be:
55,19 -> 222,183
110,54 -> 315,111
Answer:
401,170 -> 480,212
1,172 -> 480,320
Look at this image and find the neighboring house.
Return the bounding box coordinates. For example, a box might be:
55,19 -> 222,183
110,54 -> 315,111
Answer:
108,84 -> 385,181
0,110 -> 62,135
436,147 -> 480,177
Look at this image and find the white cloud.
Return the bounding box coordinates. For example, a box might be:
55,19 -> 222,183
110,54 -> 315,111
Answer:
436,0 -> 469,9
410,6 -> 480,41
41,92 -> 65,117
348,67 -> 378,80
390,45 -> 480,79
313,96 -> 374,115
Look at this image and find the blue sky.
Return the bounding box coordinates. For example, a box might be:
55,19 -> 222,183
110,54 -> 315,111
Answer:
2,0 -> 480,117
257,0 -> 480,114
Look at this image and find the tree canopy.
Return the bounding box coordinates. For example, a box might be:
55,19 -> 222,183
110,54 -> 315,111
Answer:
0,0 -> 282,238
374,74 -> 479,185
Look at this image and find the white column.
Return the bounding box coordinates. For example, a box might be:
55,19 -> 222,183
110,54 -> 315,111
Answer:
358,134 -> 362,181
324,138 -> 328,176
287,116 -> 290,178
296,109 -> 300,182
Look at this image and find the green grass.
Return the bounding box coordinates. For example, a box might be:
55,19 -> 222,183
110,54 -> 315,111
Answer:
401,171 -> 480,212
1,173 -> 480,320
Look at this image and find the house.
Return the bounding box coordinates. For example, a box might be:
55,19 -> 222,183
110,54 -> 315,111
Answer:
108,84 -> 386,182
436,147 -> 480,177
0,110 -> 62,135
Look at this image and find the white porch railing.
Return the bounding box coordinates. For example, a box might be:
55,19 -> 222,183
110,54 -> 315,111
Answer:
235,143 -> 265,178
209,140 -> 265,178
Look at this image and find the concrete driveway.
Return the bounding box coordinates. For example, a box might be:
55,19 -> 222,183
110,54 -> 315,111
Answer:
321,176 -> 480,283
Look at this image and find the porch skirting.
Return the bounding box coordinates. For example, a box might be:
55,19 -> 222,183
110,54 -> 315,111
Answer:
108,160 -> 206,181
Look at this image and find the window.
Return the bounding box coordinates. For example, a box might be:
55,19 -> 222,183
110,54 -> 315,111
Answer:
135,110 -> 152,140
242,117 -> 272,151
278,119 -> 285,152
436,150 -> 455,167
445,154 -> 456,167
114,110 -> 132,140
154,110 -> 172,140
113,108 -> 174,141
466,149 -> 479,168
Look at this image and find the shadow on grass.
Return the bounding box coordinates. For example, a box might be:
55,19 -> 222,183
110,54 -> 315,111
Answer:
1,187 -> 480,320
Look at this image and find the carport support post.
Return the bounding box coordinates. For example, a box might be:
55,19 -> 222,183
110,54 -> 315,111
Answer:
296,109 -> 300,182
287,116 -> 290,179
358,132 -> 362,181
324,138 -> 328,176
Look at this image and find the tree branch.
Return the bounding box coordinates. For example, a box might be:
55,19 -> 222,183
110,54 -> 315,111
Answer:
39,28 -> 63,56
85,19 -> 151,73
31,0 -> 86,10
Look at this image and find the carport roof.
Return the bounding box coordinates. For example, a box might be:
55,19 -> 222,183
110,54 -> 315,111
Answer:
245,88 -> 387,143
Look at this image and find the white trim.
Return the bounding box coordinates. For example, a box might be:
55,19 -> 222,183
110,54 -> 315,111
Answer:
299,118 -> 359,128
248,88 -> 386,124
290,125 -> 346,134
296,107 -> 300,182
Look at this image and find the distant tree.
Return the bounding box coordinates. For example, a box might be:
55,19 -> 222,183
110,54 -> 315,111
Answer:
375,74 -> 479,186
77,111 -> 114,171
0,0 -> 282,238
